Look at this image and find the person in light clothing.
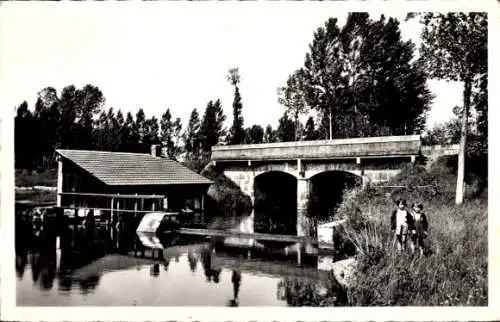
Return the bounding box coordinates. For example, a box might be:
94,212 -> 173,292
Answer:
391,198 -> 414,252
410,202 -> 428,256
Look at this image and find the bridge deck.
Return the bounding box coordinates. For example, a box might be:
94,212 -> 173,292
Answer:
177,228 -> 335,249
211,135 -> 421,162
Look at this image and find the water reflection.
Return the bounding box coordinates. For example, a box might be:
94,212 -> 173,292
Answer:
229,270 -> 242,307
187,250 -> 198,273
150,264 -> 160,277
78,275 -> 100,295
16,210 -> 348,307
201,247 -> 221,283
16,252 -> 28,279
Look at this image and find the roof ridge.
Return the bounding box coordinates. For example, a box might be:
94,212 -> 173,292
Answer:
56,149 -> 149,156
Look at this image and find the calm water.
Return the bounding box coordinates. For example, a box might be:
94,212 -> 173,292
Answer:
15,214 -> 345,306
16,243 -> 342,306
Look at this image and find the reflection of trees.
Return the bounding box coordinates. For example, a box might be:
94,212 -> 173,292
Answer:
164,257 -> 170,272
231,270 -> 242,306
28,245 -> 57,291
150,264 -> 160,277
58,275 -> 73,292
201,247 -> 222,283
78,275 -> 100,295
16,253 -> 28,279
277,277 -> 347,307
187,250 -> 198,273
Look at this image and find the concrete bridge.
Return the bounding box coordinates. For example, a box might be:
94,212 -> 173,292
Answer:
211,135 -> 422,239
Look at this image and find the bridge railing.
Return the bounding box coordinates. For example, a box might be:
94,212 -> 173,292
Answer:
212,135 -> 422,161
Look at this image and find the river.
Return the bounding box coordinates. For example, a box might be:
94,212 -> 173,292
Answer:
15,213 -> 346,307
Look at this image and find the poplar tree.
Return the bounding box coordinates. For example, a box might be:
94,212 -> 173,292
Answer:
411,12 -> 487,204
227,67 -> 245,145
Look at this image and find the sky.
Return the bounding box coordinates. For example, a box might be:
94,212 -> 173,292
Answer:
0,2 -> 464,132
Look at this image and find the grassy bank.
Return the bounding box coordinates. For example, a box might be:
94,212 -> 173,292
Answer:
335,157 -> 487,306
15,168 -> 57,187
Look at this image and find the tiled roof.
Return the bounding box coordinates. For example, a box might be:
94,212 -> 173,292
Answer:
56,149 -> 212,186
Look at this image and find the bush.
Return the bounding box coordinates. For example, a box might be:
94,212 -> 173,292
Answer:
200,164 -> 253,225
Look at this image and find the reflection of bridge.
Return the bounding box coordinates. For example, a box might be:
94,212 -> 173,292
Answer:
211,135 -> 422,238
210,252 -> 331,282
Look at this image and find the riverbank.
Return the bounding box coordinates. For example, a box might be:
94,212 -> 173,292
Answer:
336,157 -> 488,306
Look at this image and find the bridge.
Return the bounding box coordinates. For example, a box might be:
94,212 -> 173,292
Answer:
210,135 -> 423,240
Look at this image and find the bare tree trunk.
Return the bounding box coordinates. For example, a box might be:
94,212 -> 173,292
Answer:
456,77 -> 472,205
329,108 -> 333,140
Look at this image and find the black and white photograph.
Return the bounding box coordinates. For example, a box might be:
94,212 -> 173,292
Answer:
0,0 -> 497,321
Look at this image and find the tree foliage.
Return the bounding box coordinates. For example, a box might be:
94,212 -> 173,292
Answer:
200,99 -> 227,154
184,108 -> 202,159
245,125 -> 264,144
303,116 -> 318,141
276,113 -> 297,142
411,12 -> 487,204
227,67 -> 245,145
280,13 -> 433,139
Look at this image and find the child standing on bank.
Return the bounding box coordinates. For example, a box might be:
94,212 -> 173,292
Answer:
391,198 -> 414,252
410,202 -> 428,256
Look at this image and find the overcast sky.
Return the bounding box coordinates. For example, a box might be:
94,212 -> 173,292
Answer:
0,2 -> 463,132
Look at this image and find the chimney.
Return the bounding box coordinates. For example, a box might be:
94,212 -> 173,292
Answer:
151,144 -> 160,157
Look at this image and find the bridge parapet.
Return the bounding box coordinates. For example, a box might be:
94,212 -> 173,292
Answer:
212,135 -> 421,162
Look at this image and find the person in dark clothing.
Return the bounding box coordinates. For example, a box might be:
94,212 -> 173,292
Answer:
391,199 -> 414,252
409,203 -> 429,256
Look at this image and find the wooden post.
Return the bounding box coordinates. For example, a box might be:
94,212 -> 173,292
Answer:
110,197 -> 114,246
201,194 -> 205,224
134,196 -> 138,219
116,199 -> 121,250
56,156 -> 63,207
296,243 -> 302,266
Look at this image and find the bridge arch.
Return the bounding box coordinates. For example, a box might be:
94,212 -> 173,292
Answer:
303,163 -> 362,179
253,171 -> 297,235
308,170 -> 361,222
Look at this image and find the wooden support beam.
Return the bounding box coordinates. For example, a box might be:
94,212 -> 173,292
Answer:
59,192 -> 165,199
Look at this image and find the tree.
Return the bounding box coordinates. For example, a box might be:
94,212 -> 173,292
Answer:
33,88 -> 60,167
303,116 -> 318,141
213,99 -> 227,144
106,108 -> 120,151
184,109 -> 201,159
74,85 -> 105,149
278,69 -> 309,141
200,101 -> 218,153
170,117 -> 184,160
412,12 -> 487,204
276,113 -> 296,142
93,109 -> 109,150
15,101 -> 35,169
57,85 -> 78,149
144,116 -> 161,149
282,14 -> 432,140
134,108 -> 147,152
116,109 -> 129,152
245,125 -> 264,144
122,112 -> 139,152
227,67 -> 245,145
264,124 -> 277,143
160,108 -> 174,156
